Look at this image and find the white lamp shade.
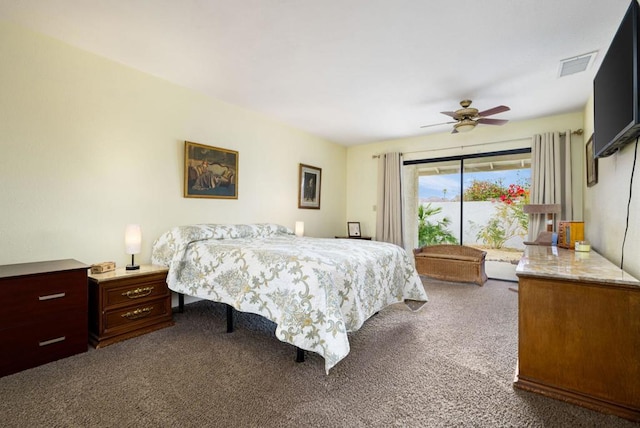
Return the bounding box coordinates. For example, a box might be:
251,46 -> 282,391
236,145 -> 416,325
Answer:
125,224 -> 142,254
294,221 -> 304,237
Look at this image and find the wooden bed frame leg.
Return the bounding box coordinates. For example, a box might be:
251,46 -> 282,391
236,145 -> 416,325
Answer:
226,305 -> 234,333
296,347 -> 305,363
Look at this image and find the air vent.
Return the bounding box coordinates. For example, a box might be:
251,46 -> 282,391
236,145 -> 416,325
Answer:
558,51 -> 598,77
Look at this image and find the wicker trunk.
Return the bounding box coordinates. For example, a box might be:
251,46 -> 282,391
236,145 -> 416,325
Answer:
413,244 -> 488,286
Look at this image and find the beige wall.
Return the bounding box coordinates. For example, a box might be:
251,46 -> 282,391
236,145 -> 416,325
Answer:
0,23 -> 346,266
582,95 -> 640,278
346,111 -> 585,244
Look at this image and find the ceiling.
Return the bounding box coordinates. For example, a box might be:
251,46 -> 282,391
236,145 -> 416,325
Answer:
0,0 -> 632,145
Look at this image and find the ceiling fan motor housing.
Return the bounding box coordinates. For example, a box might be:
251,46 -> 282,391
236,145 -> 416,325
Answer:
455,99 -> 478,119
455,107 -> 479,120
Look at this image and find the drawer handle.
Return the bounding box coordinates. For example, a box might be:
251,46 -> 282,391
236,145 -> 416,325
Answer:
39,336 -> 66,347
38,292 -> 66,301
121,306 -> 154,320
122,286 -> 154,299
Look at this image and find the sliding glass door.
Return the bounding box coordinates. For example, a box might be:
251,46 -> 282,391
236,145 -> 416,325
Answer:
405,149 -> 531,281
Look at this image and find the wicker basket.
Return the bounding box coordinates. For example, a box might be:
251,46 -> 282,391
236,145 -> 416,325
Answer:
413,244 -> 488,286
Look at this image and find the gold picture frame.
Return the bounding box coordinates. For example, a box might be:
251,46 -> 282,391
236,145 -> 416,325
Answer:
184,141 -> 238,199
298,163 -> 321,209
586,135 -> 598,187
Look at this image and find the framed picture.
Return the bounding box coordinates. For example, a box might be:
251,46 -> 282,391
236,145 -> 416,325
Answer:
586,135 -> 598,187
298,163 -> 321,209
184,141 -> 238,199
348,222 -> 361,238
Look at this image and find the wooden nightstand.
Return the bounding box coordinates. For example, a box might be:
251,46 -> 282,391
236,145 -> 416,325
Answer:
0,259 -> 89,377
88,265 -> 173,348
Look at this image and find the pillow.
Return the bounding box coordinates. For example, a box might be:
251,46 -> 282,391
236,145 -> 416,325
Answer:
151,223 -> 292,267
240,223 -> 292,238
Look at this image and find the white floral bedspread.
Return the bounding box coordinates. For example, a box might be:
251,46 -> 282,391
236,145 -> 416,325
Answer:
151,224 -> 428,373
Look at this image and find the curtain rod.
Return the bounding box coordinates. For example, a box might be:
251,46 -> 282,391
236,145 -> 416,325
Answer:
372,128 -> 583,159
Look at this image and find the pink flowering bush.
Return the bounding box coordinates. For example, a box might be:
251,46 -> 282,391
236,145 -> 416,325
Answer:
468,180 -> 530,249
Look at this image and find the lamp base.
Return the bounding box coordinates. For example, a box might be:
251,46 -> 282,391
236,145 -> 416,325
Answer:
126,254 -> 139,270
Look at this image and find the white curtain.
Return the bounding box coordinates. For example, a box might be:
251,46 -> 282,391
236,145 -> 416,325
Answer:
402,164 -> 419,253
529,131 -> 573,240
376,152 -> 404,246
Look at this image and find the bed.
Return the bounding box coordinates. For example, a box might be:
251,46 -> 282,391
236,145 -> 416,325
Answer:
151,223 -> 428,373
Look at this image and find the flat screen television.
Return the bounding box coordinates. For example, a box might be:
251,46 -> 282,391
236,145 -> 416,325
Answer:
593,0 -> 640,158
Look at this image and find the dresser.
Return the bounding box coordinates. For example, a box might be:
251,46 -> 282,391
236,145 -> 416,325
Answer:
515,246 -> 640,421
88,265 -> 173,348
0,259 -> 89,377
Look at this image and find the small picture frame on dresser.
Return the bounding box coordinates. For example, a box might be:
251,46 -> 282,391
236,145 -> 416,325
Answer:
347,222 -> 361,238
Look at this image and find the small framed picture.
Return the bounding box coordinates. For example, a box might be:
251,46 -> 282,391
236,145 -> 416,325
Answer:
298,164 -> 321,209
348,222 -> 361,237
586,135 -> 598,187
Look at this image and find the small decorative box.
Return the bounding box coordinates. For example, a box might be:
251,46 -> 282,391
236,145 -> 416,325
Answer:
90,261 -> 116,274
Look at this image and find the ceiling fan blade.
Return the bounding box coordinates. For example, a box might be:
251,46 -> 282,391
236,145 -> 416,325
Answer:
440,111 -> 457,118
420,120 -> 456,129
477,105 -> 510,117
477,118 -> 509,126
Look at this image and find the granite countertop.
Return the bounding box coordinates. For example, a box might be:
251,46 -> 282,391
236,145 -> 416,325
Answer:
516,245 -> 640,287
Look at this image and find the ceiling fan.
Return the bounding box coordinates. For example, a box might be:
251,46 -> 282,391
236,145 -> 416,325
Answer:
421,100 -> 510,133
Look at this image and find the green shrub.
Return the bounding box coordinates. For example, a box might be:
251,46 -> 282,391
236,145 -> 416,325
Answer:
469,182 -> 530,249
418,203 -> 458,247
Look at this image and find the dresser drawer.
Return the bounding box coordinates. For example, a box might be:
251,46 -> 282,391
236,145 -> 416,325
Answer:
0,270 -> 87,326
103,296 -> 172,334
102,276 -> 169,309
0,313 -> 87,377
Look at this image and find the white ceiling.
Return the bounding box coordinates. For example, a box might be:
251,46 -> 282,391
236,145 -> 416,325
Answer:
0,0 -> 632,145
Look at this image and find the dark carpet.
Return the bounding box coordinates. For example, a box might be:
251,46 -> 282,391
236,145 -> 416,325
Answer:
0,279 -> 636,427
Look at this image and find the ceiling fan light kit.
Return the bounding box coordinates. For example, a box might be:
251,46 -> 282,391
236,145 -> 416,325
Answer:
421,99 -> 510,133
453,118 -> 477,133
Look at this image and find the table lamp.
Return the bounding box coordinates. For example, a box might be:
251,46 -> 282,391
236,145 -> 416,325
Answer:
125,224 -> 142,270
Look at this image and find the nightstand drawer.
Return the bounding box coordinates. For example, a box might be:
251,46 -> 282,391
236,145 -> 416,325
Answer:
0,270 -> 87,325
103,296 -> 172,333
103,277 -> 169,309
0,313 -> 87,376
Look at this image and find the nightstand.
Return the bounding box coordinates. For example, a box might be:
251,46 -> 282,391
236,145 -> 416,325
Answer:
334,236 -> 372,240
0,259 -> 89,377
88,265 -> 173,348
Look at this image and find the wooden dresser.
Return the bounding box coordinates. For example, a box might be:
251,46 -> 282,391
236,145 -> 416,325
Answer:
0,259 -> 89,377
515,246 -> 640,421
88,265 -> 173,348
